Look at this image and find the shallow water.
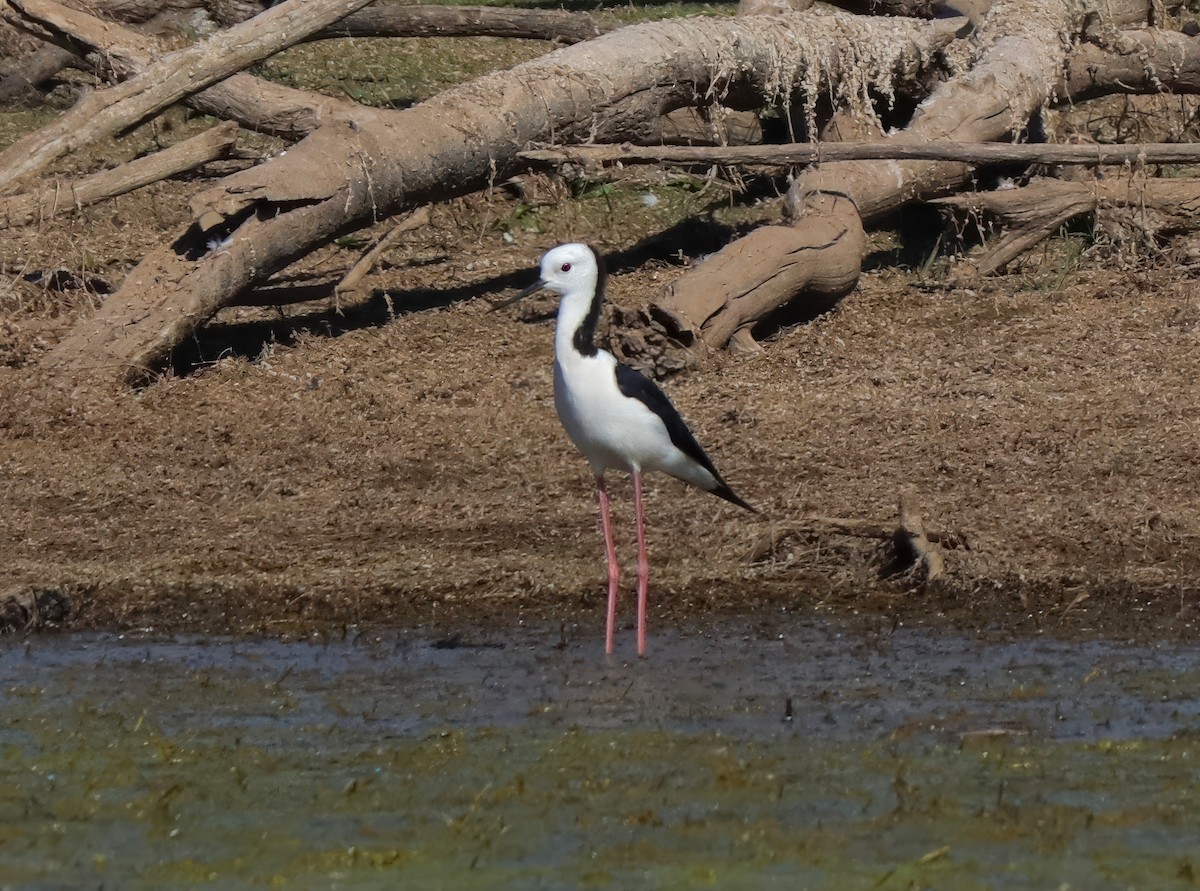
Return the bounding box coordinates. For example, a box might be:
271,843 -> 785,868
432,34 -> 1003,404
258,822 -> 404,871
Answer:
3,621 -> 1200,889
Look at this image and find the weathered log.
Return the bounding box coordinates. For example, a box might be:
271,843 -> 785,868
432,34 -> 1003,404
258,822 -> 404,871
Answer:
0,4 -> 608,101
0,121 -> 238,229
522,140 -> 1200,168
940,179 -> 1101,274
647,0 -> 1172,354
45,8 -> 964,384
519,24 -> 1200,155
0,0 -> 376,193
0,42 -> 77,103
312,6 -> 605,44
651,191 -> 866,361
1062,27 -> 1200,100
937,173 -> 1200,272
652,107 -> 764,147
0,0 -> 205,100
1,0 -> 364,141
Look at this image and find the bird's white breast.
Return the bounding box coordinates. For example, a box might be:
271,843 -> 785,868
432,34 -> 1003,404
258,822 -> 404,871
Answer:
554,350 -> 676,476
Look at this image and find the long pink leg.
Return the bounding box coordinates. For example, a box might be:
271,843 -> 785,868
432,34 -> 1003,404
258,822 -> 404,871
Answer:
633,471 -> 650,658
595,474 -> 620,655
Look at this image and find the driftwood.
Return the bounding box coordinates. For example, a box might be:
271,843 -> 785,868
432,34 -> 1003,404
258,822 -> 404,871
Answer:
0,0 -> 378,193
0,4 -> 608,102
6,0 -> 1197,385
523,141 -> 1200,169
643,0 -> 1183,356
938,173 -> 1200,272
42,7 -> 964,384
312,5 -> 605,43
0,121 -> 238,229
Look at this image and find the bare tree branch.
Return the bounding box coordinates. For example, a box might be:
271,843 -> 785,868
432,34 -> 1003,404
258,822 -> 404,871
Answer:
522,140 -> 1200,168
0,0 -> 376,193
0,121 -> 238,229
334,205 -> 431,299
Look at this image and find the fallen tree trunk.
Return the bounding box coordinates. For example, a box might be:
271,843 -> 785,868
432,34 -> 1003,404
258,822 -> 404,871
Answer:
312,5 -> 605,43
45,6 -> 964,384
937,172 -> 1200,272
0,0 -> 376,193
642,0 -> 1171,354
4,0 -> 371,141
1062,25 -> 1200,100
0,4 -> 608,102
522,140 -> 1200,168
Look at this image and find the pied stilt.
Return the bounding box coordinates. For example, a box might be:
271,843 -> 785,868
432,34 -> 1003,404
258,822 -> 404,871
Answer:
495,243 -> 753,657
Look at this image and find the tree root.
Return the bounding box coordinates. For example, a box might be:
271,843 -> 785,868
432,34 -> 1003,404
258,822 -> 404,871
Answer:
748,490 -> 962,583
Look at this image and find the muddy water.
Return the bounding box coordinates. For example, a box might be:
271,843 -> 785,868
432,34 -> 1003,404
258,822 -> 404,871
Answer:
3,621 -> 1200,889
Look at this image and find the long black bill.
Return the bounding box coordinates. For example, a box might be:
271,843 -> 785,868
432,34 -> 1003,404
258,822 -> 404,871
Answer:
490,278 -> 545,311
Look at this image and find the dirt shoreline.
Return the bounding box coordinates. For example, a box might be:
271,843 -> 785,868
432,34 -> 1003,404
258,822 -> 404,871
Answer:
4,229 -> 1199,642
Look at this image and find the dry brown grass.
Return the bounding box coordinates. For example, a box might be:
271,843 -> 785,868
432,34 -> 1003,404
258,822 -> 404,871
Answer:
3,54 -> 1200,641
3,199 -> 1199,640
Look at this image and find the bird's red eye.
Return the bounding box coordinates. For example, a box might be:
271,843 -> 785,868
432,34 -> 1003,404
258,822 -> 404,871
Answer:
560,263 -> 571,272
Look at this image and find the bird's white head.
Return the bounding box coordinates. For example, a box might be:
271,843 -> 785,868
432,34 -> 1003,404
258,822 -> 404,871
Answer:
492,243 -> 602,312
535,243 -> 599,298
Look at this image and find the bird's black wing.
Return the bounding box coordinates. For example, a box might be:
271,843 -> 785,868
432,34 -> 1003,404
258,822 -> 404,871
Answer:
613,363 -> 754,511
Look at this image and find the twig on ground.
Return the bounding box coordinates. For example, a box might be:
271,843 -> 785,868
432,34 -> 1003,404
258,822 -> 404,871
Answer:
334,206 -> 432,303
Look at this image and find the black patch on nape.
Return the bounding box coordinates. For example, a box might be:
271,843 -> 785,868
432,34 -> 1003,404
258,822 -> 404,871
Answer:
572,245 -> 606,357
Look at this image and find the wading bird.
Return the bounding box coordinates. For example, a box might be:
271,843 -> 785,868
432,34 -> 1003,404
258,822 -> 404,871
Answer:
495,243 -> 753,656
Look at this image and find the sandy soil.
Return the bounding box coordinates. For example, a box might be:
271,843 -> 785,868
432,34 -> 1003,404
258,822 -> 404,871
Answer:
2,127 -> 1199,642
